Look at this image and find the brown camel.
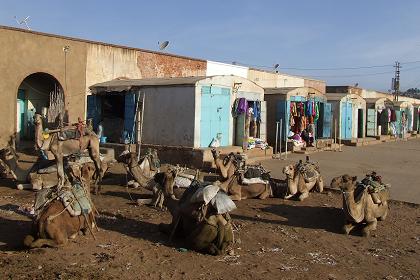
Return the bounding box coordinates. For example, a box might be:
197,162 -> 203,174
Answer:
216,172 -> 272,201
154,169 -> 234,255
34,114 -> 102,193
23,179 -> 96,248
331,174 -> 389,236
282,161 -> 323,201
17,161 -> 109,191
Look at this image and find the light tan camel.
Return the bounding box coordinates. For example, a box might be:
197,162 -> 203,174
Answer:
118,151 -> 164,207
34,114 -> 102,193
0,145 -> 18,180
282,162 -> 324,201
154,169 -> 234,255
330,174 -> 389,236
211,149 -> 236,180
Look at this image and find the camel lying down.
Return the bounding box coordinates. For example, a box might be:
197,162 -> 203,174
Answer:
331,174 -> 389,236
24,199 -> 95,248
24,166 -> 97,248
282,158 -> 324,201
154,169 -> 234,255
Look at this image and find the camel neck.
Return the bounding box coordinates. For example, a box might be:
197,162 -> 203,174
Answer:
34,121 -> 43,149
164,195 -> 179,217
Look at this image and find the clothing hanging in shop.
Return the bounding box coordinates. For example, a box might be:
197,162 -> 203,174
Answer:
390,109 -> 396,122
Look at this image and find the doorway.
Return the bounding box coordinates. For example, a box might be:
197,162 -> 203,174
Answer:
16,72 -> 63,144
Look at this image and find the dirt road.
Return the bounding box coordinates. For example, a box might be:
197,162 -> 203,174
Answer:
260,138 -> 420,204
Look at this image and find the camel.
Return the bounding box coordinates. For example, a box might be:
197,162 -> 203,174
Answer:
0,145 -> 18,180
331,174 -> 389,236
154,169 -> 234,255
23,174 -> 96,248
34,114 -> 102,193
118,150 -> 160,188
17,161 -> 109,192
117,150 -> 166,207
211,149 -> 236,180
216,172 -> 272,201
282,159 -> 324,201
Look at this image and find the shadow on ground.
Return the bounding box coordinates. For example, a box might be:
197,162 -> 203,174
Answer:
232,203 -> 344,234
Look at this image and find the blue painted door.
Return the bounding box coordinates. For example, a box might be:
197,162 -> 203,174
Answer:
341,102 -> 352,139
276,100 -> 289,141
406,108 -> 412,131
124,92 -> 138,143
366,109 -> 377,136
200,86 -> 230,147
395,110 -> 401,137
87,95 -> 102,131
322,103 -> 332,138
17,89 -> 25,139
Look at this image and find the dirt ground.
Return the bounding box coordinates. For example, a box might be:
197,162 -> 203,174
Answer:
0,140 -> 420,279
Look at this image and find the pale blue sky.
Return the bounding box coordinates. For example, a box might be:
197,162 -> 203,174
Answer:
2,0 -> 420,91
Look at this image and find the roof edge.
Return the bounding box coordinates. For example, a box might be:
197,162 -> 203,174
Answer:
0,25 -> 206,62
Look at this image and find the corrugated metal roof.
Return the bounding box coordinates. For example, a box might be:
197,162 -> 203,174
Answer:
364,97 -> 393,104
264,87 -> 302,95
326,93 -> 365,101
89,76 -> 209,93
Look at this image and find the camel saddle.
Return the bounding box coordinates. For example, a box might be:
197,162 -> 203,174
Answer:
296,161 -> 319,183
34,181 -> 93,218
357,173 -> 390,205
185,180 -> 237,215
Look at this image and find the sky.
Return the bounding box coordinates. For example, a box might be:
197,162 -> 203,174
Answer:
1,0 -> 420,91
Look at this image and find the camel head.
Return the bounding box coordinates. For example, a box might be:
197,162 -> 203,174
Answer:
0,146 -> 18,180
33,114 -> 43,126
154,168 -> 177,200
211,149 -> 220,160
282,164 -> 295,178
331,174 -> 357,192
117,151 -> 136,166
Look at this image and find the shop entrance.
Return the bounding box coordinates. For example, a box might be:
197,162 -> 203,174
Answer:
16,72 -> 63,144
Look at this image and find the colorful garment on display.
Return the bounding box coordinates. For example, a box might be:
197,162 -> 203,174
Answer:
237,98 -> 248,114
314,103 -> 320,122
390,109 -> 396,122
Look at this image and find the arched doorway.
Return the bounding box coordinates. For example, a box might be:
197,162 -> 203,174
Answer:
16,72 -> 64,143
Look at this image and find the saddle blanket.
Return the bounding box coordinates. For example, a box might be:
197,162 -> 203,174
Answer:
34,182 -> 93,217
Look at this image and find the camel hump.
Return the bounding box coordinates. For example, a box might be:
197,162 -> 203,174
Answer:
296,161 -> 319,182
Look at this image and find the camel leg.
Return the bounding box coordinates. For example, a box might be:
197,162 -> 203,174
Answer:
54,154 -> 65,188
378,204 -> 389,221
258,184 -> 271,200
298,191 -> 309,201
89,147 -> 102,194
362,219 -> 377,237
343,222 -> 355,235
29,238 -> 60,248
16,183 -> 33,190
316,176 -> 324,193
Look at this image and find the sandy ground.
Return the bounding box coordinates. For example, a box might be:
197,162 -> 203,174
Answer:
0,139 -> 419,279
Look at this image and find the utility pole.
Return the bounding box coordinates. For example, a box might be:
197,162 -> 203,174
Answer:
392,61 -> 401,101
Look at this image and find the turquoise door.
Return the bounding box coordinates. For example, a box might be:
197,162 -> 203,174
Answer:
340,102 -> 352,139
366,109 -> 377,136
17,89 -> 25,139
395,110 -> 401,136
200,86 -> 230,147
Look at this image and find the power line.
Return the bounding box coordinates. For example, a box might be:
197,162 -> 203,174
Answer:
223,59 -> 420,71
